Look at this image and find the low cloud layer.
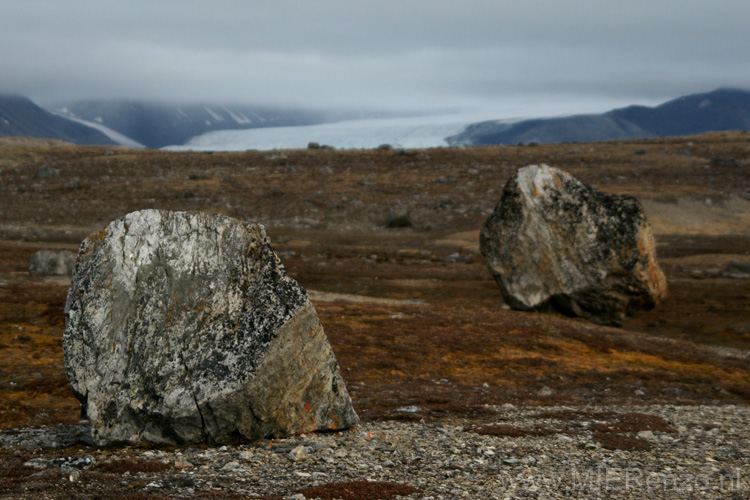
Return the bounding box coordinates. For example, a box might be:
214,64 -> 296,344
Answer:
2,0 -> 749,116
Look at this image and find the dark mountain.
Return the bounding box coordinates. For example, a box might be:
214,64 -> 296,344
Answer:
51,100 -> 365,149
448,88 -> 750,146
0,95 -> 115,146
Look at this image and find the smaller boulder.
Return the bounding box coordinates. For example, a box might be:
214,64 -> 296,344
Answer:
33,165 -> 60,179
480,164 -> 667,326
28,250 -> 76,276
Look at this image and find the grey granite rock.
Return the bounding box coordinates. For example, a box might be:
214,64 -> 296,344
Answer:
480,164 -> 667,326
63,209 -> 358,446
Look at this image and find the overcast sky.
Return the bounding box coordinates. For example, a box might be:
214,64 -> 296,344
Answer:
2,0 -> 749,117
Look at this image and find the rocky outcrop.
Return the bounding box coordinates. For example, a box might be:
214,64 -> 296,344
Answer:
63,210 -> 358,446
480,164 -> 667,326
28,250 -> 76,276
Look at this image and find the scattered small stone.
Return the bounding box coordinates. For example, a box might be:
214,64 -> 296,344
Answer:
264,152 -> 288,161
33,165 -> 60,179
1,405 -> 748,499
64,468 -> 82,482
24,455 -> 96,470
441,252 -> 468,263
28,250 -> 76,276
711,156 -> 738,167
537,386 -> 553,397
722,261 -> 750,279
288,445 -> 309,462
396,406 -> 422,413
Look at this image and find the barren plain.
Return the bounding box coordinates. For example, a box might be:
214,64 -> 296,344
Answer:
0,132 -> 748,499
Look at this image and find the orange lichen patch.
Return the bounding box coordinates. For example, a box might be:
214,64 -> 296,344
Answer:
87,227 -> 110,247
552,173 -> 563,188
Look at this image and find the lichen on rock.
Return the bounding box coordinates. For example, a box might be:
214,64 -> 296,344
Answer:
480,164 -> 667,326
63,209 -> 358,446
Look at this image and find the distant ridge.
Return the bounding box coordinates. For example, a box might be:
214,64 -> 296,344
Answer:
0,95 -> 115,146
448,88 -> 750,146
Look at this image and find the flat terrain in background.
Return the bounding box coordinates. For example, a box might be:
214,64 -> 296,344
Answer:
0,132 -> 748,498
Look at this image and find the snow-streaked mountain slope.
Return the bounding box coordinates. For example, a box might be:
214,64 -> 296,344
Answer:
51,113 -> 145,148
0,95 -> 115,146
447,88 -> 750,146
51,100 -> 344,149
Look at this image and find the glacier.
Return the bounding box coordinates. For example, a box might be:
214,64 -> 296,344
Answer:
163,112 -> 522,151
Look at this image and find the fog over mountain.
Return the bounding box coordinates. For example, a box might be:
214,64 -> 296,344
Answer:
2,1 -> 749,118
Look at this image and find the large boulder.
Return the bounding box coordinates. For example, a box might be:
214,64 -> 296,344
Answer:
63,210 -> 358,446
480,164 -> 667,326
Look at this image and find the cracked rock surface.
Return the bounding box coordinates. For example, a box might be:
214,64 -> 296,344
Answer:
480,164 -> 667,326
63,209 -> 358,446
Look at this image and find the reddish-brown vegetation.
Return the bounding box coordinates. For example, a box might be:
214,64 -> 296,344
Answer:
297,480 -> 422,500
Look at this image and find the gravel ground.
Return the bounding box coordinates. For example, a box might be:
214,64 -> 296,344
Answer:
2,404 -> 748,499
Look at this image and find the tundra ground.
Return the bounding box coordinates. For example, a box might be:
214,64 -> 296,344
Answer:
0,132 -> 748,498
